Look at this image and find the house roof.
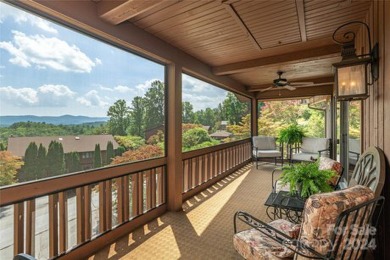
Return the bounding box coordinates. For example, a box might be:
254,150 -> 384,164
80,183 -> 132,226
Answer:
210,130 -> 233,138
7,135 -> 119,157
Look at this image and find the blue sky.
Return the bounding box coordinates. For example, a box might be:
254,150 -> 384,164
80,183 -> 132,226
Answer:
0,2 -> 228,117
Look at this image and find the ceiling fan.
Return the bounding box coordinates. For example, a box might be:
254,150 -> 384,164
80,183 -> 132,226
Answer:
260,71 -> 330,92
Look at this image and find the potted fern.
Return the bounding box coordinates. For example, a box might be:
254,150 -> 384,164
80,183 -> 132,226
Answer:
278,124 -> 305,145
279,161 -> 335,198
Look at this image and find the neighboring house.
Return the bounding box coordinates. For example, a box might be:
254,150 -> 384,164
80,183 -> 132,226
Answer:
202,125 -> 211,133
145,125 -> 165,141
210,130 -> 232,140
7,135 -> 119,170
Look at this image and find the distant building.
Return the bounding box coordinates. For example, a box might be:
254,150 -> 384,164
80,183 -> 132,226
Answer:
7,135 -> 119,170
210,130 -> 232,140
220,121 -> 228,130
202,125 -> 211,133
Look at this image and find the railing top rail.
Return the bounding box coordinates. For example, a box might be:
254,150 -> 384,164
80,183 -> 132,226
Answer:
0,157 -> 166,207
182,138 -> 251,160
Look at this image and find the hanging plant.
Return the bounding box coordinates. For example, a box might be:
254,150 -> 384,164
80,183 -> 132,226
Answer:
278,124 -> 306,145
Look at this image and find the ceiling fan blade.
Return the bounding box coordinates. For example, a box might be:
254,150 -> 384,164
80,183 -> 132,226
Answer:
289,82 -> 314,86
260,86 -> 275,92
284,85 -> 296,91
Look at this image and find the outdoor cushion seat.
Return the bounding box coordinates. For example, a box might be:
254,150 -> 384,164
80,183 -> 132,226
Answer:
290,137 -> 330,162
234,185 -> 383,260
233,219 -> 296,259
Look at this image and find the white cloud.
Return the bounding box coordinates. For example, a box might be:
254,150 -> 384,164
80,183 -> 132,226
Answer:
99,86 -> 113,92
0,31 -> 97,73
0,84 -> 74,107
0,2 -> 58,33
114,85 -> 132,93
0,86 -> 38,105
77,90 -> 109,107
95,58 -> 102,65
182,75 -> 227,111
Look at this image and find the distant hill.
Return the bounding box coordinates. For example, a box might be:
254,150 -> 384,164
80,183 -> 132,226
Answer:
0,115 -> 109,126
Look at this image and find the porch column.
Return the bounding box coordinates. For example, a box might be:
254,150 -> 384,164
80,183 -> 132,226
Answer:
251,97 -> 258,136
166,63 -> 183,211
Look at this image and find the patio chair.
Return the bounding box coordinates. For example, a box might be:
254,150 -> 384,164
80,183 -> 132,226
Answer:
233,185 -> 385,259
290,137 -> 330,163
349,138 -> 360,166
252,136 -> 283,169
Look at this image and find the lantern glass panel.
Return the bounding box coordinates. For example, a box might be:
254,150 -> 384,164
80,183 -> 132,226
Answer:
337,64 -> 366,96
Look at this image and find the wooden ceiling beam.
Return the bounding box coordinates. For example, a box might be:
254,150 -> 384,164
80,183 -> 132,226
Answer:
222,1 -> 262,51
212,44 -> 341,75
97,0 -> 170,25
295,0 -> 307,42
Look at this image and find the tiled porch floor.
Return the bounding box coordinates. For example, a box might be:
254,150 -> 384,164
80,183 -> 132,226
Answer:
90,162 -> 279,260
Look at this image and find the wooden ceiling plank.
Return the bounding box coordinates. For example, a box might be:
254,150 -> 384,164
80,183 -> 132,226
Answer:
213,44 -> 340,75
98,0 -> 169,25
295,0 -> 307,42
134,1 -> 208,28
129,0 -> 180,22
236,0 -> 296,17
222,3 -> 262,51
152,8 -> 229,36
145,2 -> 223,34
238,2 -> 297,24
306,4 -> 370,19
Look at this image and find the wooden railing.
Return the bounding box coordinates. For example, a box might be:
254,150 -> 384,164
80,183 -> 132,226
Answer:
0,140 -> 252,259
0,158 -> 166,259
182,139 -> 252,199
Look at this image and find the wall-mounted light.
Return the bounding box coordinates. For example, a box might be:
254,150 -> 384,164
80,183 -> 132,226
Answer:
332,21 -> 379,101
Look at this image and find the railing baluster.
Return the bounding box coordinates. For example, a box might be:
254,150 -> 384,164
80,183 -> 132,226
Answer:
98,182 -> 106,233
117,177 -> 124,224
188,159 -> 193,190
195,157 -> 199,187
13,202 -> 24,256
58,192 -> 67,253
146,170 -> 152,211
162,167 -> 166,204
131,175 -> 138,218
137,173 -> 143,214
105,180 -> 112,230
49,194 -> 59,257
84,186 -> 91,240
76,187 -> 86,243
25,200 -> 35,256
151,168 -> 157,208
123,176 -> 130,221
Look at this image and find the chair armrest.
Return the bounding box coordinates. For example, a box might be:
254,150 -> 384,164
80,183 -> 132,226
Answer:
348,151 -> 360,161
318,148 -> 330,157
271,167 -> 283,192
234,211 -> 326,259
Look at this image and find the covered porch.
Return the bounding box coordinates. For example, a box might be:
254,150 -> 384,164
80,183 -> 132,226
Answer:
1,0 -> 390,259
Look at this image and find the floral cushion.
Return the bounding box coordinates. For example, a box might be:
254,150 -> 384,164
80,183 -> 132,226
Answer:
318,157 -> 343,186
233,219 -> 296,259
297,185 -> 374,259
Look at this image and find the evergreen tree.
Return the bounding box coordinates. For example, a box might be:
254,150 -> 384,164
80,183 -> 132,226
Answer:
128,96 -> 145,136
107,99 -> 131,136
46,141 -> 65,177
144,80 -> 165,130
93,144 -> 102,168
106,141 -> 114,165
36,143 -> 47,179
19,142 -> 38,181
65,152 -> 81,173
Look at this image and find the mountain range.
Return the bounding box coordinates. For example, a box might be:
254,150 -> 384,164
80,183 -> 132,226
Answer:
0,115 -> 109,126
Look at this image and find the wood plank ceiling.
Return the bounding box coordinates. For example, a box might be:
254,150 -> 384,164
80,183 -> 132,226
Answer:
95,0 -> 372,97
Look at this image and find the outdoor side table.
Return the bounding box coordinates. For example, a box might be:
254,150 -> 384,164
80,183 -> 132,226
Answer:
264,191 -> 306,224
